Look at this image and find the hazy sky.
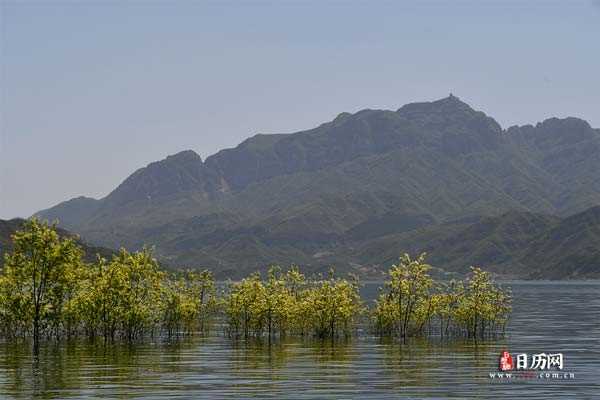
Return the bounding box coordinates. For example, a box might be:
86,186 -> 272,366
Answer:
1,1 -> 599,219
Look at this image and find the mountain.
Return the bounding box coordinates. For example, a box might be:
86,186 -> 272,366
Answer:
0,218 -> 116,264
346,208 -> 600,279
346,211 -> 560,276
34,95 -> 600,278
523,206 -> 600,279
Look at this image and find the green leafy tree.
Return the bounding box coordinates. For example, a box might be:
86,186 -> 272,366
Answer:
373,255 -> 511,340
373,253 -> 433,341
457,267 -> 511,338
0,219 -> 83,347
163,269 -> 216,336
223,267 -> 363,340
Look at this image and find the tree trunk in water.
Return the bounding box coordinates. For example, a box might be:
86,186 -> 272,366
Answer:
33,315 -> 40,353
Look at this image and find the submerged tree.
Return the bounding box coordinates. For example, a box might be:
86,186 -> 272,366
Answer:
224,267 -> 363,340
95,249 -> 164,341
0,223 -> 218,344
0,219 -> 83,348
74,249 -> 217,341
456,267 -> 511,338
373,254 -> 511,341
163,269 -> 216,336
300,270 -> 363,339
0,222 -> 510,345
372,253 -> 435,341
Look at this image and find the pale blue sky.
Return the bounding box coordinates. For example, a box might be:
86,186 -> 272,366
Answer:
1,1 -> 599,218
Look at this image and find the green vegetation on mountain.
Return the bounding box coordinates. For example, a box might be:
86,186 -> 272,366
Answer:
523,206 -> 600,279
33,96 -> 600,279
348,208 -> 600,279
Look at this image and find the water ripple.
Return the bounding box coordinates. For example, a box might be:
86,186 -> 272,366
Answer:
0,282 -> 598,399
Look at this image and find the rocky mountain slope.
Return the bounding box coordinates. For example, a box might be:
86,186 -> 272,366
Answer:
34,95 -> 600,278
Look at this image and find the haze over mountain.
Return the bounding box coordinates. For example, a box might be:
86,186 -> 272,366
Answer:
35,96 -> 600,278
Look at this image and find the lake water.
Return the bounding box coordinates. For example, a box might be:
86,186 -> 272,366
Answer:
0,282 -> 598,399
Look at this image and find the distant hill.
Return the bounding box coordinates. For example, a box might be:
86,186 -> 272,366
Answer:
343,208 -> 600,279
522,206 -> 600,279
34,95 -> 600,279
0,219 -> 116,264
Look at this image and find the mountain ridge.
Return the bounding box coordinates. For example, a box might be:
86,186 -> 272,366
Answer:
36,95 -> 597,214
33,95 -> 600,278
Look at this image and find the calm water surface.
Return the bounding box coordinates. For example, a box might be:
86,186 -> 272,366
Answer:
0,282 -> 598,399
